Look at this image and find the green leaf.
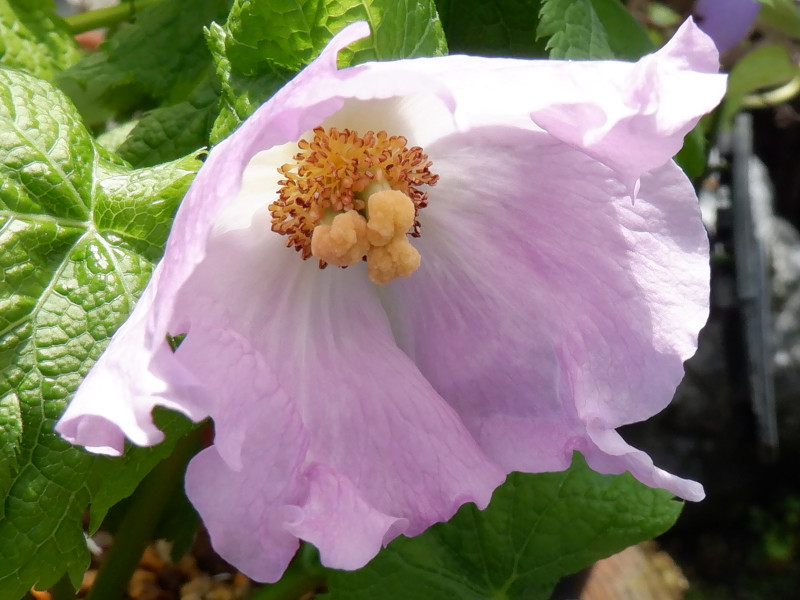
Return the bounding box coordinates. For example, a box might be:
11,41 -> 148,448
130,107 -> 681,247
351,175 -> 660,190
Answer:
224,0 -> 446,75
720,43 -> 799,128
646,1 -> 680,28
437,0 -> 650,59
538,0 -> 614,59
210,0 -> 447,143
0,0 -> 82,80
207,22 -> 293,145
157,484 -> 201,561
58,0 -> 230,115
93,412 -> 201,557
327,454 -> 682,600
97,120 -> 140,154
116,73 -> 220,168
0,67 -> 199,598
674,124 -> 708,181
435,0 -> 548,57
727,44 -> 797,98
589,0 -> 653,60
758,0 -> 800,38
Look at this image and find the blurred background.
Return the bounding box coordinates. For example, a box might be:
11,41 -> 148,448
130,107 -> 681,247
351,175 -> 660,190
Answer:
607,2 -> 800,599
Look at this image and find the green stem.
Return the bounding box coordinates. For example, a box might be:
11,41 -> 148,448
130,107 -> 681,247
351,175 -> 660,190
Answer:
48,574 -> 78,600
64,0 -> 165,34
742,74 -> 800,109
85,428 -> 203,600
248,545 -> 327,600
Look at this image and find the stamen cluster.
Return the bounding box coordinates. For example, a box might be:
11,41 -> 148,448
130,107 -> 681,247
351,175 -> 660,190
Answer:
270,127 -> 438,261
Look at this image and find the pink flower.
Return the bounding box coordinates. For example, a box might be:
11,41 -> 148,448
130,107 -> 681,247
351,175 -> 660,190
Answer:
57,19 -> 726,582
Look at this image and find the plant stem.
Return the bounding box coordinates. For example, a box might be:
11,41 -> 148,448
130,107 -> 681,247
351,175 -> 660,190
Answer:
249,545 -> 327,600
64,0 -> 165,34
85,428 -> 203,600
742,74 -> 800,109
48,574 -> 78,600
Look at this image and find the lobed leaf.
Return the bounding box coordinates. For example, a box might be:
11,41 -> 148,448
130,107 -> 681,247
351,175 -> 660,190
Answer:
224,0 -> 446,74
58,0 -> 230,115
714,42 -> 800,137
589,0 -> 653,59
436,0 -> 548,57
209,0 -> 448,143
538,0 -> 652,60
116,73 -> 220,168
758,0 -> 800,38
207,21 -> 293,145
538,0 -> 614,59
0,0 -> 81,80
0,67 -> 199,598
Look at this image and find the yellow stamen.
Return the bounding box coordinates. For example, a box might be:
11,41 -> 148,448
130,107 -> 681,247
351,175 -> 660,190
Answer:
366,190 -> 417,247
270,127 -> 437,284
367,235 -> 421,285
310,210 -> 370,268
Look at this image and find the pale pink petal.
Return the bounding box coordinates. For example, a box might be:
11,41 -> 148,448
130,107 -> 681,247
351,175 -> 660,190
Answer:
581,424 -> 704,501
179,322 -> 309,582
176,292 -> 442,579
356,19 -> 725,195
186,450 -> 306,583
285,464 -> 409,570
386,126 -> 708,499
169,207 -> 503,573
527,18 -> 726,194
185,447 -> 303,582
172,147 -> 504,574
55,301 -> 203,454
56,22 -> 452,451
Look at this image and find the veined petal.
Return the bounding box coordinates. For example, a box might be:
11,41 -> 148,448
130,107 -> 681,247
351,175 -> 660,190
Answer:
55,290 -> 206,455
527,18 -> 726,195
355,19 -> 725,196
284,464 -> 409,571
386,126 -> 708,500
55,22 -> 455,451
581,423 -> 703,501
184,387 -> 308,582
172,183 -> 504,571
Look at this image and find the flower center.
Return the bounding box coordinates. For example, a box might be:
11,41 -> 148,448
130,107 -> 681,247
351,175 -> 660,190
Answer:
270,126 -> 437,284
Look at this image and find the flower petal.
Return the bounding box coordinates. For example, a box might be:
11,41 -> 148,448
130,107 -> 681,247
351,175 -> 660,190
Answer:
284,464 -> 409,570
172,188 -> 504,571
526,18 -> 726,195
581,423 -> 704,501
348,20 -> 724,198
56,22 -> 453,451
386,126 -> 708,499
55,296 -> 205,455
184,390 -> 308,582
179,318 -> 412,578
